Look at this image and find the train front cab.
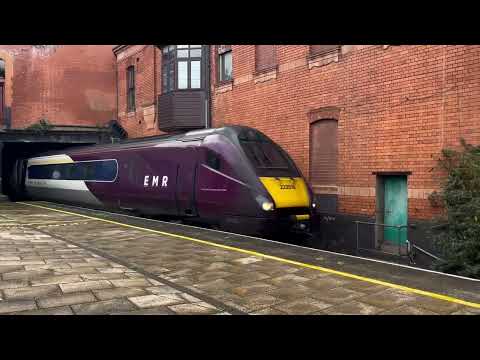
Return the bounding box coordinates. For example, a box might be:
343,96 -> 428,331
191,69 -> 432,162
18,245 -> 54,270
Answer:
236,127 -> 314,236
198,126 -> 316,237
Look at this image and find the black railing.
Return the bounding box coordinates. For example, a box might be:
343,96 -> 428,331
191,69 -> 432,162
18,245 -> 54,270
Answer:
354,221 -> 413,262
354,220 -> 444,264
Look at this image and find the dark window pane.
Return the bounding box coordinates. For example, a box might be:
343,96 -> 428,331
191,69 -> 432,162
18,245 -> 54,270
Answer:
93,160 -> 117,181
162,65 -> 167,91
168,63 -> 175,92
127,66 -> 135,111
238,129 -> 298,178
206,150 -> 221,170
28,160 -> 117,182
0,59 -> 5,78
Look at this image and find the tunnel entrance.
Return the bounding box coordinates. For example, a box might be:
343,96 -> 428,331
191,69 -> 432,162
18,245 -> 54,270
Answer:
0,122 -> 127,198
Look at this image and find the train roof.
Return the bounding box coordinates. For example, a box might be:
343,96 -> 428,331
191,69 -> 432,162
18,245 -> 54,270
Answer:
29,125 -> 258,158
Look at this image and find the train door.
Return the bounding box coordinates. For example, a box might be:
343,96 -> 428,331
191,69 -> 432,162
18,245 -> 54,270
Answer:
117,149 -> 176,215
176,146 -> 198,217
135,148 -> 179,215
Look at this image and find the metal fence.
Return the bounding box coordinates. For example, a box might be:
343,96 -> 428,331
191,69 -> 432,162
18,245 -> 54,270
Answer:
354,221 -> 413,260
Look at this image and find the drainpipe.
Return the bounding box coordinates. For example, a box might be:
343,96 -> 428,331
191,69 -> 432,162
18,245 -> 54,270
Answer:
153,45 -> 157,124
114,53 -> 119,124
205,45 -> 211,129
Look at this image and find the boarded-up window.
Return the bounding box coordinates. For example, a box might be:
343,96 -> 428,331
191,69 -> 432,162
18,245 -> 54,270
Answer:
310,119 -> 338,185
310,45 -> 339,57
255,45 -> 276,72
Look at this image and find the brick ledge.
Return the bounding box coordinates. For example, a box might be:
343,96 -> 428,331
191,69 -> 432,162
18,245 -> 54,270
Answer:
253,68 -> 278,84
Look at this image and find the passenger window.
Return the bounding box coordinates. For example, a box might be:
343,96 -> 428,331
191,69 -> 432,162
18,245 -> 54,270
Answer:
206,150 -> 221,170
28,160 -> 117,182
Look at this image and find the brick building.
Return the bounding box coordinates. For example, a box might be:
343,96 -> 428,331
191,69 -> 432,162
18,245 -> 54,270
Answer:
0,45 -> 125,197
114,45 -> 480,249
0,45 -> 117,129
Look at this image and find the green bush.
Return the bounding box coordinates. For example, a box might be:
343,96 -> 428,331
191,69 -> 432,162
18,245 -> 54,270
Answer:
26,118 -> 53,132
432,139 -> 480,278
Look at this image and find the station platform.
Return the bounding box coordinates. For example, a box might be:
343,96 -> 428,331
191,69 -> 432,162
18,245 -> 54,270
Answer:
0,197 -> 479,315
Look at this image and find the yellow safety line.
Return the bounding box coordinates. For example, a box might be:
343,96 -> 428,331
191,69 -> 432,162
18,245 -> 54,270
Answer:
19,201 -> 480,310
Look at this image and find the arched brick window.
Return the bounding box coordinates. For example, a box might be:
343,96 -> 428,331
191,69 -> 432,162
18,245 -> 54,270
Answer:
309,119 -> 338,186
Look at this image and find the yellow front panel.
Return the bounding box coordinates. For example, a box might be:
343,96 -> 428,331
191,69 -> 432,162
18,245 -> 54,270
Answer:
260,177 -> 310,208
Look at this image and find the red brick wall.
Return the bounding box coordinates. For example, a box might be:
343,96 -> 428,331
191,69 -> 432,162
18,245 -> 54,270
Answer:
210,45 -> 480,220
0,45 -> 116,128
115,45 -> 163,138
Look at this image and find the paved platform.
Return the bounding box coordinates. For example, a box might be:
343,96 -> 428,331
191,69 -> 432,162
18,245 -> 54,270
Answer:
0,198 -> 479,315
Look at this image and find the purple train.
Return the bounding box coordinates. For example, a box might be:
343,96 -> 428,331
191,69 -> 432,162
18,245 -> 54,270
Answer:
12,126 -> 317,236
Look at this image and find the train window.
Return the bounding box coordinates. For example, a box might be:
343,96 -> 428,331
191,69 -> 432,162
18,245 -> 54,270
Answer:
206,149 -> 221,170
238,129 -> 299,177
93,161 -> 117,181
28,160 -> 117,182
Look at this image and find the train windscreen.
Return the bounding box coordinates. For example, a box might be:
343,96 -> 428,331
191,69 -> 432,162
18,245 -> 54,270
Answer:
238,129 -> 299,177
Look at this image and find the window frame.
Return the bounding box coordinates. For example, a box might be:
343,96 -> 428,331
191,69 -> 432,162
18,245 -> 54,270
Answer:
162,45 -> 204,93
126,65 -> 136,113
0,58 -> 5,80
217,45 -> 233,84
27,159 -> 119,183
1,59 -> 5,125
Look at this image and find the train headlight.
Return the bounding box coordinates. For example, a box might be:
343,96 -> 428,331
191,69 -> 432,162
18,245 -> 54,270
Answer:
262,201 -> 275,211
312,202 -> 316,208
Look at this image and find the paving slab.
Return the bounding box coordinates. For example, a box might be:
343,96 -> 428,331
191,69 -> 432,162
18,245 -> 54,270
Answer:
3,285 -> 62,300
0,300 -> 37,314
128,294 -> 185,308
1,200 -> 479,315
13,306 -> 74,315
322,301 -> 384,315
274,298 -> 334,314
60,280 -> 113,293
72,298 -> 136,315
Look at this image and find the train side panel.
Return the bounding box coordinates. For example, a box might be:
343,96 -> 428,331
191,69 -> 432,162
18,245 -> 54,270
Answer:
76,146 -> 182,216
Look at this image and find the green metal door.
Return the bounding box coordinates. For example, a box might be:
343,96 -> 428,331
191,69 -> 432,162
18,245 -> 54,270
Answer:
384,176 -> 408,244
